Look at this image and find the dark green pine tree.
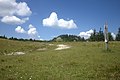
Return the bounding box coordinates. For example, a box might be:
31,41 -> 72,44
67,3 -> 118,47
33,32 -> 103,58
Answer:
98,28 -> 104,41
89,29 -> 96,41
116,27 -> 120,41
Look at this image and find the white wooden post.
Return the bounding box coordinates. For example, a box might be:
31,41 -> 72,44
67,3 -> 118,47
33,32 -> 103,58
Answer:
104,22 -> 109,50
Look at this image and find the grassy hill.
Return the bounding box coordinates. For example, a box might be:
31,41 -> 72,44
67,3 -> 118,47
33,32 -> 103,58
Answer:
0,39 -> 120,80
52,34 -> 85,42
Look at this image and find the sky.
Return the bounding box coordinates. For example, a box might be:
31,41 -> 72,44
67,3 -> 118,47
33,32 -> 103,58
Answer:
0,0 -> 120,40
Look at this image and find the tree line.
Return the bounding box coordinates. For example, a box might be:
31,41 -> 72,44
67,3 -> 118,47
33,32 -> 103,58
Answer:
0,36 -> 44,42
52,27 -> 120,42
52,34 -> 85,42
0,27 -> 120,42
89,28 -> 112,41
89,27 -> 120,41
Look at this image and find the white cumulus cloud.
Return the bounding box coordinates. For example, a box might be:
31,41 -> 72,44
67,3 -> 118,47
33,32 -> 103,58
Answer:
43,12 -> 58,27
0,0 -> 32,25
0,0 -> 16,17
27,24 -> 40,39
16,2 -> 32,16
1,16 -> 29,25
79,29 -> 94,39
15,26 -> 26,33
111,33 -> 116,40
15,24 -> 40,39
43,12 -> 77,29
28,24 -> 38,36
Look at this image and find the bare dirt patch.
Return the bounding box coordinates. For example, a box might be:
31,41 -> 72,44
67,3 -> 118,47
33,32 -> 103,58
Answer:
48,44 -> 54,46
37,48 -> 46,51
6,52 -> 25,55
55,44 -> 71,50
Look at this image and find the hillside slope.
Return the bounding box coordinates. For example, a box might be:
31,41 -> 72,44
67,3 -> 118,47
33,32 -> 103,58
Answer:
0,39 -> 120,80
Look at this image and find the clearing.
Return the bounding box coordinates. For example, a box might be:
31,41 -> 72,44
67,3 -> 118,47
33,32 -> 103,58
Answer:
0,39 -> 120,80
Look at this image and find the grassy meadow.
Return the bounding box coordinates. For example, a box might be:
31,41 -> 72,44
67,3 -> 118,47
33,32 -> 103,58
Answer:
0,38 -> 120,80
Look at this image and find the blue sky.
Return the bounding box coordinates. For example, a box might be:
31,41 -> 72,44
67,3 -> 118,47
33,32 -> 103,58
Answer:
0,0 -> 120,40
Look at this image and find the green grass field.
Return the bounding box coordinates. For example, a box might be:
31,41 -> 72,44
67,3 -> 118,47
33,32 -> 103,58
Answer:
0,39 -> 120,80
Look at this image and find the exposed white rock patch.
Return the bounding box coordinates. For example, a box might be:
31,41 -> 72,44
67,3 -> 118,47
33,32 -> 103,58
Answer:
14,52 -> 25,55
37,48 -> 46,51
55,44 -> 71,50
48,44 -> 54,46
7,52 -> 14,55
6,52 -> 25,55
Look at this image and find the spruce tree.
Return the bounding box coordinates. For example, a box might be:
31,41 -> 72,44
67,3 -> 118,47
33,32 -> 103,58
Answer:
116,28 -> 120,41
